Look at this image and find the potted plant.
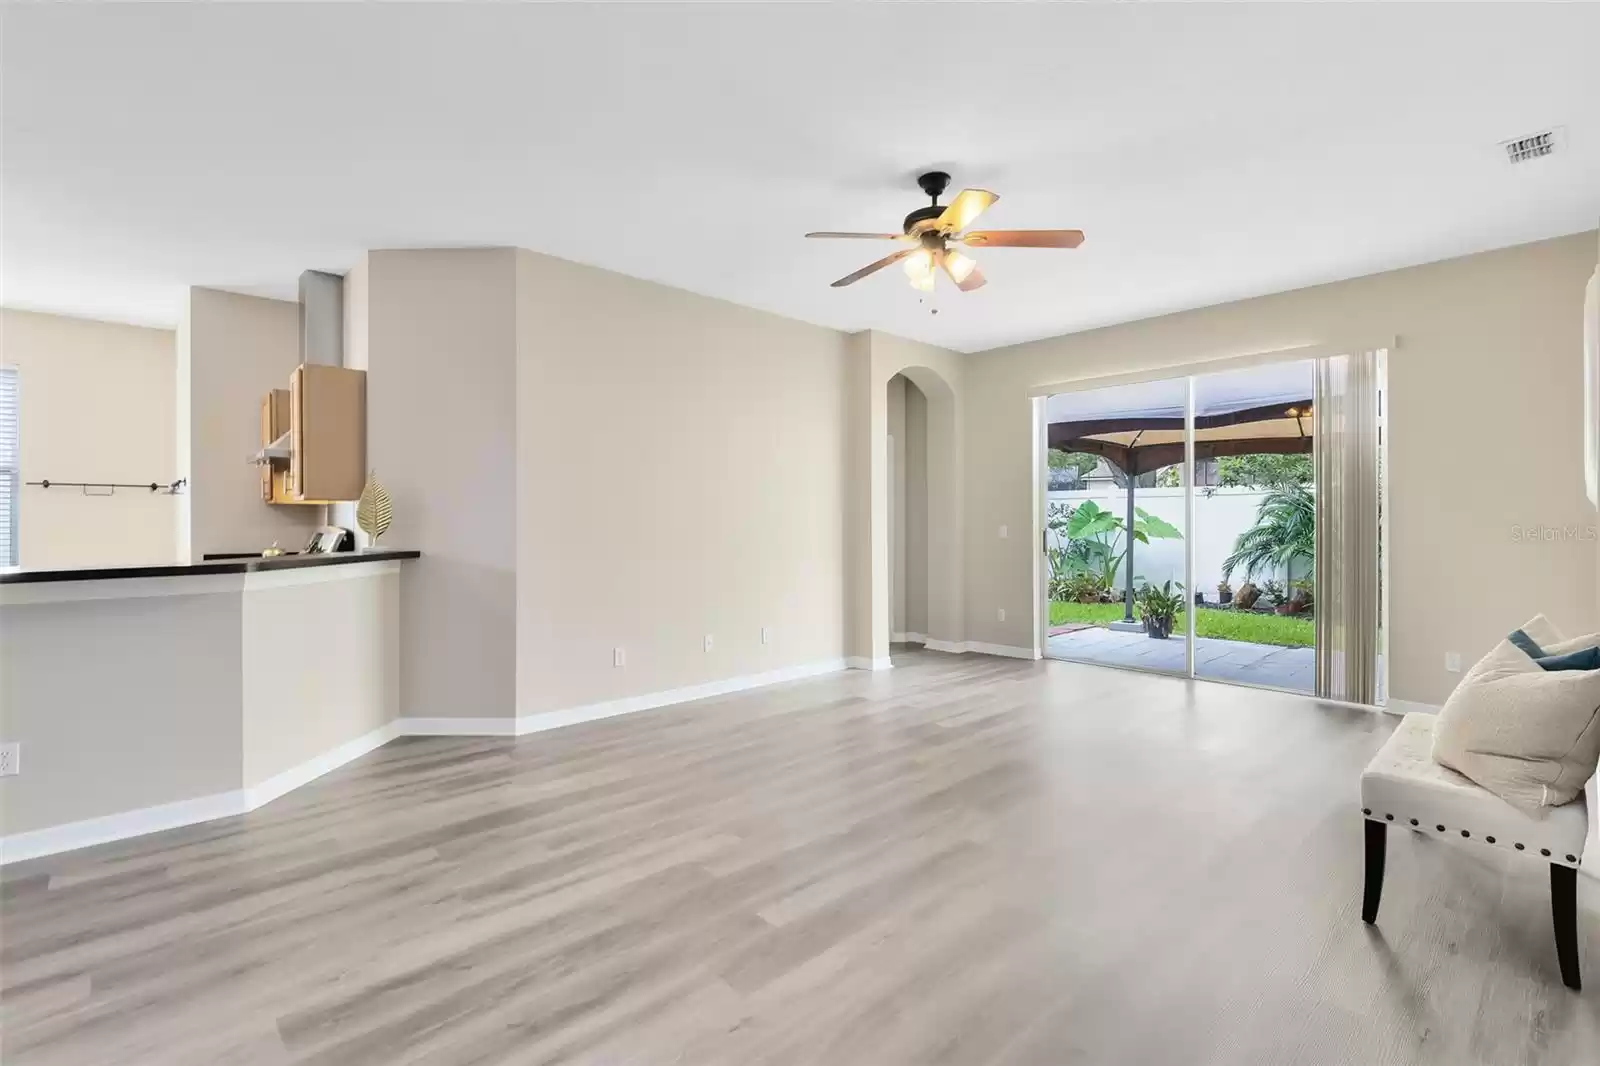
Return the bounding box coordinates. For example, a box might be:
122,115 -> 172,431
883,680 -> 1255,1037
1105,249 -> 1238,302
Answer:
1136,580 -> 1184,640
1216,579 -> 1233,606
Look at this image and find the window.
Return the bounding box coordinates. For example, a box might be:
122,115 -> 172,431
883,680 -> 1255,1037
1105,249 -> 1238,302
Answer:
0,367 -> 17,566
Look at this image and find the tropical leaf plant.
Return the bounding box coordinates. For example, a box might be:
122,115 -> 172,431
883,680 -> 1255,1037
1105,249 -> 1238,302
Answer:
1221,484 -> 1315,583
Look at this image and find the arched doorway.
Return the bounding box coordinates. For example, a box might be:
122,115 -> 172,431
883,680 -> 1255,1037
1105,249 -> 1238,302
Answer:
850,329 -> 963,669
887,372 -> 930,654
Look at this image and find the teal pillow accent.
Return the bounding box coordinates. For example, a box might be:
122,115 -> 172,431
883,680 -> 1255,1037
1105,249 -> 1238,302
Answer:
1507,628 -> 1547,659
1536,645 -> 1600,672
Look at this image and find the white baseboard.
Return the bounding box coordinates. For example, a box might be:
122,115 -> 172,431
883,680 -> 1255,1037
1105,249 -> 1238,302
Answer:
0,789 -> 249,866
2,720 -> 407,866
920,638 -> 1039,660
1,659 -> 851,865
965,641 -> 1041,660
517,658 -> 849,735
846,656 -> 894,671
1385,699 -> 1442,716
396,716 -> 518,737
244,721 -> 402,809
891,631 -> 929,645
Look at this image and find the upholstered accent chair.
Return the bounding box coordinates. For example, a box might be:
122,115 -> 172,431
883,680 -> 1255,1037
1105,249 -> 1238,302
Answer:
1360,713 -> 1588,990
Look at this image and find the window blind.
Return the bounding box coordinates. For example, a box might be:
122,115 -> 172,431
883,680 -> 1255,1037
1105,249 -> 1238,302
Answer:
0,367 -> 18,566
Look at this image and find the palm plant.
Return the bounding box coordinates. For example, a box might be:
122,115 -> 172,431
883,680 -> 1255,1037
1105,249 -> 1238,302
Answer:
1222,483 -> 1314,583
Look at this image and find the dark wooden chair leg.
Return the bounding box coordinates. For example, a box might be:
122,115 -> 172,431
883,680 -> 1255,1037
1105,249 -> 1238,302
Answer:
1362,818 -> 1386,924
1551,864 -> 1582,991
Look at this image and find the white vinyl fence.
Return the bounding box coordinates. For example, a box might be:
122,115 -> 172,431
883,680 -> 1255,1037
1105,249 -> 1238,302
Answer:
1048,487 -> 1304,599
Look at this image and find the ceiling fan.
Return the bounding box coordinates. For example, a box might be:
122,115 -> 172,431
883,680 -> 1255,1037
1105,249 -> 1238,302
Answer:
805,171 -> 1084,293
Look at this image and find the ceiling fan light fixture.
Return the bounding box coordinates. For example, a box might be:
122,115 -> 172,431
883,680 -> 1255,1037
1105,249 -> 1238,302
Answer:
902,248 -> 935,284
944,249 -> 978,284
807,175 -> 1082,292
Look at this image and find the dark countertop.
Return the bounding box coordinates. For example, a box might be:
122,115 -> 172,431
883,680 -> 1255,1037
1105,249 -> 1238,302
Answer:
0,550 -> 420,585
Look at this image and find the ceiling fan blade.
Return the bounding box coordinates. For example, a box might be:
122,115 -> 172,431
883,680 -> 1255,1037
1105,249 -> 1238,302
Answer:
940,249 -> 987,292
936,188 -> 998,233
805,231 -> 911,240
830,247 -> 916,288
962,229 -> 1085,249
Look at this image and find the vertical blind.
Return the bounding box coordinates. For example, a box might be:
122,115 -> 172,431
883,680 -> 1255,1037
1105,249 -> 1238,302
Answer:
1314,350 -> 1384,704
0,367 -> 17,565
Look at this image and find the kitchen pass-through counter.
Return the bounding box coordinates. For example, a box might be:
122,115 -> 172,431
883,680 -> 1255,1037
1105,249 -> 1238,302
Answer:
0,550 -> 419,863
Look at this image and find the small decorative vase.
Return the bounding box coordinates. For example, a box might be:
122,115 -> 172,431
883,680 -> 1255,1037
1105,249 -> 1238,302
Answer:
356,470 -> 393,548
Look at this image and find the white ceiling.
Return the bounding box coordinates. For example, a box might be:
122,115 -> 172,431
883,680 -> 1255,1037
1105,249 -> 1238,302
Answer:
4,4 -> 1599,353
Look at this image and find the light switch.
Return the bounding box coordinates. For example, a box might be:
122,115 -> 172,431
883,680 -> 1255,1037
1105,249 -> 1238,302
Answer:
704,634 -> 715,653
998,525 -> 1008,539
997,608 -> 1006,623
1445,651 -> 1462,673
613,647 -> 626,668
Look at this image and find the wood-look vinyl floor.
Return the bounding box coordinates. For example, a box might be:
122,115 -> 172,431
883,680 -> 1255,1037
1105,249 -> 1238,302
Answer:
2,649 -> 1597,1065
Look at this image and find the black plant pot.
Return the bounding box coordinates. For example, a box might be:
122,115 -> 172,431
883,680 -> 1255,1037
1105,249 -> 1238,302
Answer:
1143,615 -> 1173,640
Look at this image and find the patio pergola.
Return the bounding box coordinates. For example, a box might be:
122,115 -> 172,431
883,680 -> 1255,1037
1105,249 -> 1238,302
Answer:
1050,399 -> 1314,622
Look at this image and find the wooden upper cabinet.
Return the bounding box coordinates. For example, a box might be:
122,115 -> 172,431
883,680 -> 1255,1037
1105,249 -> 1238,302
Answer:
261,389 -> 291,503
287,365 -> 366,502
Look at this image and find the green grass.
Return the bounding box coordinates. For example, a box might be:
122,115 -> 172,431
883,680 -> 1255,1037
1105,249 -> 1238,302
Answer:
1049,601 -> 1314,648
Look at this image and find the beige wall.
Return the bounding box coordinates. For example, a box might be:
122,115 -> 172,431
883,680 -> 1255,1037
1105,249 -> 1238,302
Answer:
962,231 -> 1600,704
182,287 -> 321,558
0,309 -> 180,567
241,568 -> 399,788
904,377 -> 929,637
887,373 -> 906,635
364,249 -> 519,721
514,249 -> 849,713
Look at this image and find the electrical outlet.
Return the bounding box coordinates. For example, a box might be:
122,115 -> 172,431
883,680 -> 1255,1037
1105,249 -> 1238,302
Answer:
1445,651 -> 1462,673
997,607 -> 1006,623
0,743 -> 19,777
761,626 -> 771,645
704,634 -> 714,653
613,647 -> 626,668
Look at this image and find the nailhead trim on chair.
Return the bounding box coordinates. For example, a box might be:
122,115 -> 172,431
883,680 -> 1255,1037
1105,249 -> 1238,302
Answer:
1362,808 -> 1582,866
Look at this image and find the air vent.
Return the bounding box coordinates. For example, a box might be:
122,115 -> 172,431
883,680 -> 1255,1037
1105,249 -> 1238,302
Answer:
1501,128 -> 1562,164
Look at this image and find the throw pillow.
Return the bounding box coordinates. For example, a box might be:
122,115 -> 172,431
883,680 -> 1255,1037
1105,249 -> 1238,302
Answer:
1537,646 -> 1600,672
1431,615 -> 1600,809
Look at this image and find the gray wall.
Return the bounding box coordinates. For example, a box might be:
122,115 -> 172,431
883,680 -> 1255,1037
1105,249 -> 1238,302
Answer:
0,588 -> 244,835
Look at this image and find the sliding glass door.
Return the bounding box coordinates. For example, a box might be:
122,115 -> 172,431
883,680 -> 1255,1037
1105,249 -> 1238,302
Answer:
1044,377 -> 1190,677
1042,353 -> 1384,702
1189,361 -> 1317,694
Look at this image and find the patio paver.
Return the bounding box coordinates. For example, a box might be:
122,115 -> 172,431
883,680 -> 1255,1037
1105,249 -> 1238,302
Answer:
1045,626 -> 1314,693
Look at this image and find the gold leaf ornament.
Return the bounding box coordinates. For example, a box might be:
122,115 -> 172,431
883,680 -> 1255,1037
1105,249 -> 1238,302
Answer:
356,470 -> 393,547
